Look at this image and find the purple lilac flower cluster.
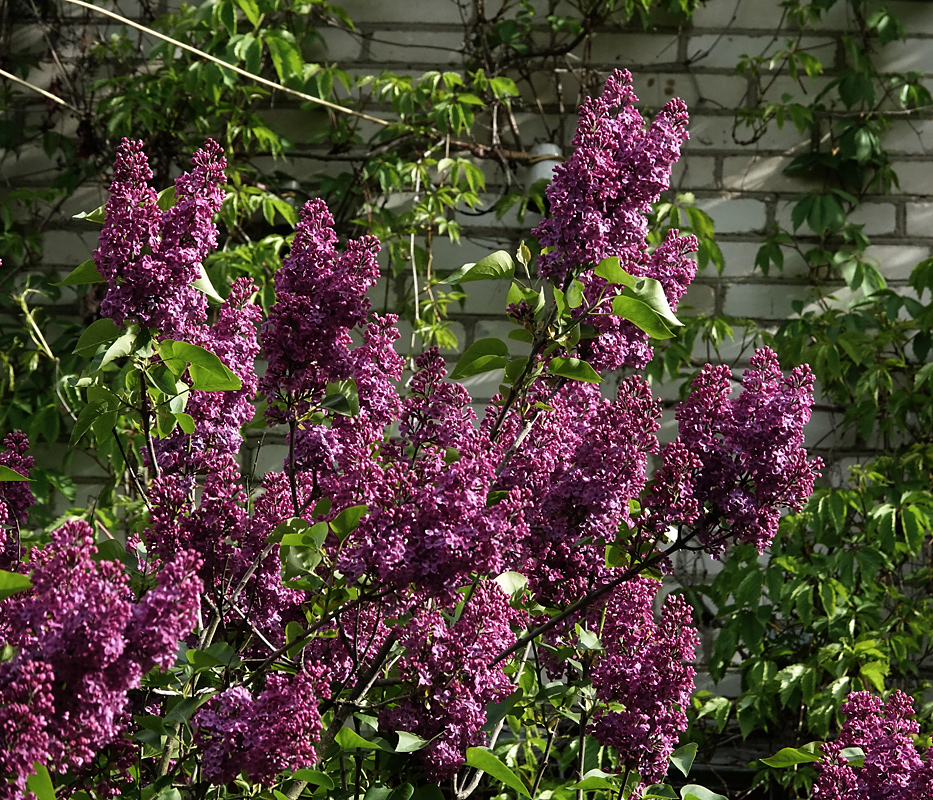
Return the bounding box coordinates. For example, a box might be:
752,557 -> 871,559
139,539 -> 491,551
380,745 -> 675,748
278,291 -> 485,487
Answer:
259,198 -> 380,413
589,580 -> 699,788
0,520 -> 201,797
0,430 -> 35,570
96,139 -> 225,339
380,582 -> 526,780
644,346 -> 823,556
194,666 -> 330,785
485,377 -> 661,606
814,691 -> 933,799
532,69 -> 698,371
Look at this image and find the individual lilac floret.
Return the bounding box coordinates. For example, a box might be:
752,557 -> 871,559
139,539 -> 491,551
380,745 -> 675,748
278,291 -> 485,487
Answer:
0,430 -> 35,570
96,138 -> 226,339
589,580 -> 698,787
643,347 -> 823,556
0,520 -> 202,794
814,691 -> 933,799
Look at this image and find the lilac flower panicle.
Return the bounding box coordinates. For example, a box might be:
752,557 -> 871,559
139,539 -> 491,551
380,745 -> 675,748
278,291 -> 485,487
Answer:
0,521 -> 202,795
532,70 -> 698,370
645,347 -> 822,556
96,139 -> 226,339
194,667 -> 329,785
589,580 -> 698,786
814,691 -> 933,799
0,430 -> 35,570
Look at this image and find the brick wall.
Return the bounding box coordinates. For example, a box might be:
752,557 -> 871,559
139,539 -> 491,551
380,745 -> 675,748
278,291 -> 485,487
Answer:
4,0 -> 933,498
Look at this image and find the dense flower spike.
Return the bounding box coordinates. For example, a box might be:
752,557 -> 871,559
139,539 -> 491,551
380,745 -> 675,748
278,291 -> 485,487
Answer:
380,582 -> 525,780
534,69 -> 689,279
589,581 -> 698,785
194,667 -> 329,785
644,347 -> 823,556
532,69 -> 697,370
0,430 -> 35,570
260,198 -> 380,412
96,139 -> 226,338
814,691 -> 933,799
0,521 -> 201,793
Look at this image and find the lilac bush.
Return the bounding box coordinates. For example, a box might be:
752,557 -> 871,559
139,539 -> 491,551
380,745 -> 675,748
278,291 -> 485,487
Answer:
0,70 -> 822,800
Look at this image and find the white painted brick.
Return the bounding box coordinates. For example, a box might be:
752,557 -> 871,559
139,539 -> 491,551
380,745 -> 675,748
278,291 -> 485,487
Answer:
474,319 -> 531,358
616,71 -> 748,113
459,367 -> 504,403
689,113 -> 806,152
305,28 -> 364,62
886,2 -> 933,30
718,241 -> 764,277
774,199 -> 897,236
679,282 -> 717,315
906,201 -> 933,237
696,197 -> 767,234
41,230 -> 100,266
689,0 -> 791,30
893,161 -> 933,196
368,30 -> 465,64
722,281 -> 811,319
865,245 -> 931,281
873,36 -> 933,75
1,144 -> 62,184
670,154 -> 718,191
587,31 -> 682,66
847,202 -> 898,236
687,34 -> 835,72
883,119 -> 933,156
446,274 -> 512,316
333,0 -> 462,24
722,155 -> 804,192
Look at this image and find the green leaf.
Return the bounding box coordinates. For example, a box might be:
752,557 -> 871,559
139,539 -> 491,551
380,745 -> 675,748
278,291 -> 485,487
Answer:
671,742 -> 698,777
73,202 -> 107,223
494,571 -> 527,598
53,258 -> 105,287
321,379 -> 360,416
0,570 -> 32,600
392,731 -> 430,753
156,185 -> 177,211
330,504 -> 368,541
74,318 -> 123,357
446,251 -> 515,284
89,326 -> 139,373
69,400 -> 110,447
26,764 -> 55,800
193,265 -> 225,303
643,787 -> 679,800
174,412 -> 196,434
546,356 -> 601,384
465,747 -> 530,798
160,340 -> 241,391
449,338 -> 509,380
569,769 -> 616,791
594,256 -> 631,285
860,660 -> 888,691
611,295 -> 676,340
0,465 -> 29,481
681,787 -> 728,800
291,770 -> 334,789
335,728 -> 385,751
760,747 -> 821,768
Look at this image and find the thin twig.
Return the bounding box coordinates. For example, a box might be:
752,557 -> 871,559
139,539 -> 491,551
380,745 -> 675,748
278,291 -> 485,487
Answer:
0,67 -> 79,112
